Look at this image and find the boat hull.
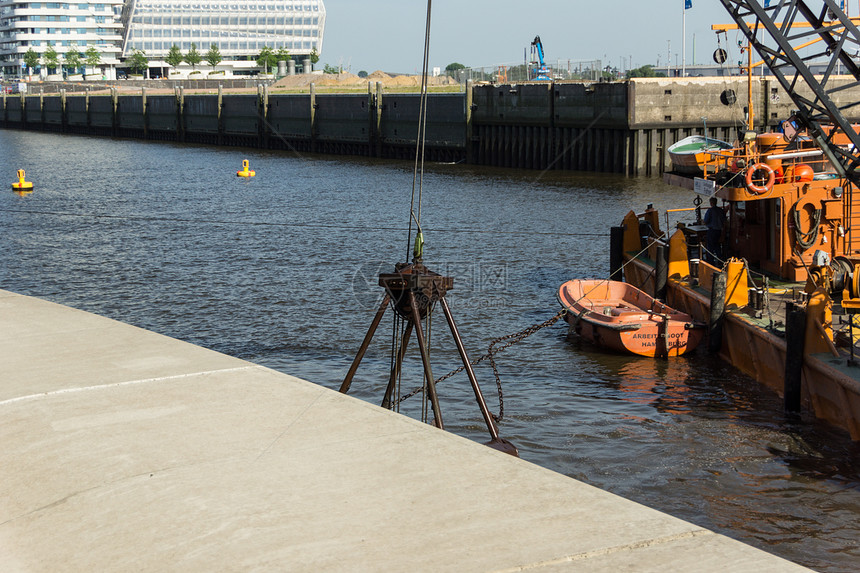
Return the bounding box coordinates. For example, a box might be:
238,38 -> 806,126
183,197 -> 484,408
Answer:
622,255 -> 860,439
668,135 -> 734,175
558,279 -> 704,357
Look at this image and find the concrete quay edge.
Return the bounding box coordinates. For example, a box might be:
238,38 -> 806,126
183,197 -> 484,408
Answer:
0,289 -> 811,572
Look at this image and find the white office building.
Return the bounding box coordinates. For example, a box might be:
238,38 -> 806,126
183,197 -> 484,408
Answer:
0,0 -> 325,79
121,0 -> 326,77
0,0 -> 125,79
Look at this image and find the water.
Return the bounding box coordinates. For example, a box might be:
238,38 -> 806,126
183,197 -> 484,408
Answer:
2,130 -> 860,571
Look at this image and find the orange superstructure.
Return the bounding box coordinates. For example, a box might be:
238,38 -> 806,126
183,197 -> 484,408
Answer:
685,130 -> 855,283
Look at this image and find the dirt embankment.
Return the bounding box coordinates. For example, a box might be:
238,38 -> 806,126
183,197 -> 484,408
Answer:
271,70 -> 459,90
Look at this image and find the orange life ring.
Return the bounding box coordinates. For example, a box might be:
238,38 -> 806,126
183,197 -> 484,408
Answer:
745,163 -> 775,194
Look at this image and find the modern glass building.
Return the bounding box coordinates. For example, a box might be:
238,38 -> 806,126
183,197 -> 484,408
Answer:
0,0 -> 325,79
0,0 -> 125,79
121,0 -> 325,76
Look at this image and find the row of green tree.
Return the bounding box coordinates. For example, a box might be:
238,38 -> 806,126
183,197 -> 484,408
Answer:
24,43 -> 321,77
128,44 -> 320,75
23,46 -> 102,75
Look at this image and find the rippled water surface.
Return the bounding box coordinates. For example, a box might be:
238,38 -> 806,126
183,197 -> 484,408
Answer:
3,130 -> 860,571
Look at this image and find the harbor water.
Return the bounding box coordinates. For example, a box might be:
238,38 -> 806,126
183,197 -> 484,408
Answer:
2,130 -> 859,571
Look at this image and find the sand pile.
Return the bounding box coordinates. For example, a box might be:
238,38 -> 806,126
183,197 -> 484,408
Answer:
271,70 -> 459,90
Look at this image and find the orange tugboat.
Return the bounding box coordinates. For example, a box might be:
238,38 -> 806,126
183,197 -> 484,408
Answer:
611,2 -> 860,439
558,279 -> 705,357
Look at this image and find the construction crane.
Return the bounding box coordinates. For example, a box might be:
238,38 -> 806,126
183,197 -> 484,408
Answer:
530,36 -> 552,81
716,0 -> 860,186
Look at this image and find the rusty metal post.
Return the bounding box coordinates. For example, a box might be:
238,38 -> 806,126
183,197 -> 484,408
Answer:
381,321 -> 413,409
408,290 -> 444,429
610,226 -> 625,281
784,301 -> 806,414
709,271 -> 727,354
439,298 -> 499,439
339,295 -> 390,394
655,243 -> 669,301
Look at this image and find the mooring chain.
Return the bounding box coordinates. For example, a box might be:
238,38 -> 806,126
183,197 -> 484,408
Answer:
394,309 -> 567,422
393,229 -> 671,415
485,310 -> 566,421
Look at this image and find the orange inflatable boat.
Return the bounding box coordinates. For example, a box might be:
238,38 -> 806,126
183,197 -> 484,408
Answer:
558,279 -> 705,357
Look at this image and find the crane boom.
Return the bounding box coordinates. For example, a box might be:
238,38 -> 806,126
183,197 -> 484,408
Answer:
532,36 -> 546,66
530,35 -> 552,81
717,0 -> 860,184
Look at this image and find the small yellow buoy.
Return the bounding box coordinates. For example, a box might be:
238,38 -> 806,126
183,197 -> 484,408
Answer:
237,159 -> 256,178
11,169 -> 33,191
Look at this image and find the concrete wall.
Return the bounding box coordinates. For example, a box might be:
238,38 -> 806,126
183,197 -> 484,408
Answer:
66,96 -> 87,130
117,95 -> 145,132
43,96 -> 63,127
147,95 -> 179,135
315,94 -> 369,143
382,94 -> 465,148
4,96 -> 22,125
267,95 -> 311,140
556,82 -> 629,129
6,78 -> 860,176
221,95 -> 260,137
25,96 -> 41,124
89,96 -> 114,129
183,95 -> 220,137
627,77 -> 860,130
473,83 -> 552,126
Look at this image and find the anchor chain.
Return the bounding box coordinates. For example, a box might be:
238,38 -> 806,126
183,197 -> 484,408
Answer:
395,309 -> 567,422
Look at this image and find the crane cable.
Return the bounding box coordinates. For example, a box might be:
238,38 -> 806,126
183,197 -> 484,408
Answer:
406,0 -> 433,262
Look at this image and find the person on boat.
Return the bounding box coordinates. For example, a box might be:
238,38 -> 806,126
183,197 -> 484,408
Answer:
703,196 -> 726,265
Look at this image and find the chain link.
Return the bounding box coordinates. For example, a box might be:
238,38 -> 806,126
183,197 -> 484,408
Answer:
394,309 -> 567,422
392,228 -> 671,418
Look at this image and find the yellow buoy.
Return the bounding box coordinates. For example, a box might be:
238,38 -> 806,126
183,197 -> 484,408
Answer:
237,159 -> 256,178
11,169 -> 33,191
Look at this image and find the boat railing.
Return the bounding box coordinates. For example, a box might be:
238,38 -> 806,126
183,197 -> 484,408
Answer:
696,144 -> 840,185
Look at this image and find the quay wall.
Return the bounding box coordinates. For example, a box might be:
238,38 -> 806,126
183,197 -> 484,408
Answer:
4,78 -> 860,175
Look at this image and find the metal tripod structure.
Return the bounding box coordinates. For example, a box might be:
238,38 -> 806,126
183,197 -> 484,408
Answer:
339,262 -> 518,456
717,0 -> 860,184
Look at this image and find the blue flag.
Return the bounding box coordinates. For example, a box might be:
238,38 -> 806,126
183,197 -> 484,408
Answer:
685,0 -> 692,8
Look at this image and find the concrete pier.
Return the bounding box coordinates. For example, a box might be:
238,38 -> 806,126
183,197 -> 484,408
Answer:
8,77 -> 860,175
0,288 -> 810,571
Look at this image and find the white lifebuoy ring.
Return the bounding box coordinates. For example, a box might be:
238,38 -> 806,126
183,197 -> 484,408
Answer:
745,163 -> 775,194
